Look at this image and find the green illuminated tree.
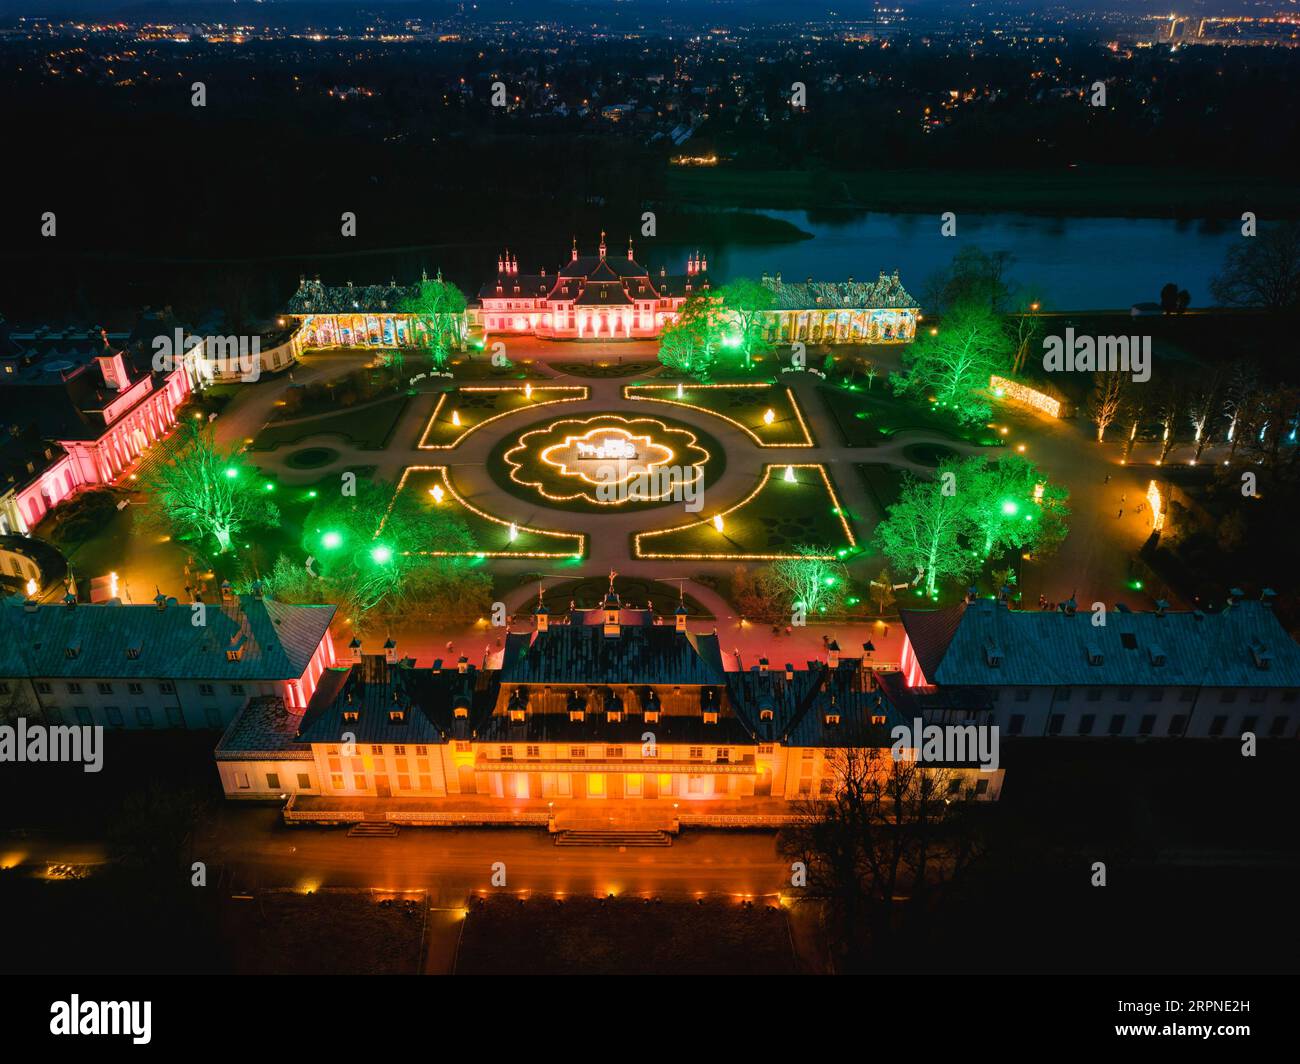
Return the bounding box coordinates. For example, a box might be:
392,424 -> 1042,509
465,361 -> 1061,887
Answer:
658,294 -> 722,380
399,273 -> 467,370
147,422 -> 278,554
716,278 -> 775,370
957,454 -> 1070,560
873,472 -> 978,599
297,478 -> 490,631
894,302 -> 1012,425
767,546 -> 849,619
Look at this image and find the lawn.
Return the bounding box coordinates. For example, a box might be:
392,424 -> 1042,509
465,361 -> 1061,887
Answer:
393,466 -> 585,558
489,411 -> 727,514
625,381 -> 815,447
856,462 -> 908,515
456,895 -> 796,975
251,394 -> 409,451
416,384 -> 587,449
634,463 -> 857,560
221,890 -> 426,975
818,385 -> 998,447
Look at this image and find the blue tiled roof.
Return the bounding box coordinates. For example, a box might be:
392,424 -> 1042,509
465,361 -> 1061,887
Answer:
0,595 -> 335,681
901,599 -> 1300,688
498,624 -> 725,686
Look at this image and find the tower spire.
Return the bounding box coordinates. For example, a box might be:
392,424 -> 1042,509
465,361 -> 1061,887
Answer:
599,230 -> 607,258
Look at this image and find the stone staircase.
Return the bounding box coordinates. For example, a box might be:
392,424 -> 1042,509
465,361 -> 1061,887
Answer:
554,829 -> 672,848
347,821 -> 400,838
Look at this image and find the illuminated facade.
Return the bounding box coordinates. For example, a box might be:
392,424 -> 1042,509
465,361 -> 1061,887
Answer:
284,239 -> 919,348
216,590 -> 1001,819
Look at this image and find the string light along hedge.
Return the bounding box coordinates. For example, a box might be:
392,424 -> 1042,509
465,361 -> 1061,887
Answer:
387,465 -> 586,558
502,413 -> 710,507
417,384 -> 588,449
633,463 -> 857,560
623,382 -> 815,447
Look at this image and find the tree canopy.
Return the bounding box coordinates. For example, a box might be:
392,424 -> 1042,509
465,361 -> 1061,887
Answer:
894,302 -> 1013,425
399,275 -> 468,368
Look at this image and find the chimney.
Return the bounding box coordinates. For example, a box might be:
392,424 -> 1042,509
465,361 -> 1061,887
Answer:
383,637 -> 398,665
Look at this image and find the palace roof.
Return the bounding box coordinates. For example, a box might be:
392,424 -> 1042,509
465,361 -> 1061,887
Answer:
476,240 -> 712,305
761,271 -> 918,311
726,660 -> 903,747
499,623 -> 726,686
0,594 -> 336,681
285,276 -> 421,315
900,596 -> 1300,688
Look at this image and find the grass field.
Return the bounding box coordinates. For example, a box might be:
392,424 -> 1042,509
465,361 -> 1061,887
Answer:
818,385 -> 998,447
624,381 -> 815,447
456,895 -> 796,975
251,394 -> 409,451
634,463 -> 857,560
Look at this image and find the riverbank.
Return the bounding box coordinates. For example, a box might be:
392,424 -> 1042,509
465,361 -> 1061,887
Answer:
665,165 -> 1299,219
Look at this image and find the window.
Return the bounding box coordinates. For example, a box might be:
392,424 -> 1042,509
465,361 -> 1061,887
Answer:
1219,690 -> 1237,704
1107,714 -> 1125,736
802,749 -> 815,759
716,748 -> 730,762
415,745 -> 428,756
758,745 -> 774,755
67,682 -> 83,694
75,707 -> 93,726
393,745 -> 406,756
526,745 -> 540,759
975,778 -> 990,796
165,705 -> 184,727
500,745 -> 514,760
1147,689 -> 1164,703
1269,717 -> 1287,737
607,747 -> 623,759
106,706 -> 124,727
1138,715 -> 1155,736
759,708 -> 774,721
135,706 -> 153,727
1179,688 -> 1195,702
36,682 -> 51,695
1249,690 -> 1267,704
128,682 -> 143,695
203,707 -> 221,728
1086,688 -> 1102,702
1118,688 -> 1133,703
689,746 -> 703,759
455,741 -> 471,753
1008,714 -> 1025,736
0,683 -> 8,694
1209,715 -> 1228,737
235,772 -> 250,789
97,683 -> 112,695
1055,687 -> 1071,701
372,745 -> 384,755
570,747 -> 586,759
1241,716 -> 1258,735
1048,714 -> 1063,735
159,682 -> 174,694
947,778 -> 962,794
1078,714 -> 1095,736
199,683 -> 214,697
230,684 -> 245,696
819,778 -> 834,796
266,773 -> 280,790
1168,715 -> 1186,736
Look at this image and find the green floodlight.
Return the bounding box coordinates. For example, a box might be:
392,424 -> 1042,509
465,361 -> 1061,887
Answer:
1000,499 -> 1019,516
370,544 -> 393,564
321,531 -> 343,550
224,467 -> 239,479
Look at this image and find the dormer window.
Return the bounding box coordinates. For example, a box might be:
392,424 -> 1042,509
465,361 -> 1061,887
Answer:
65,642 -> 80,659
644,709 -> 660,723
342,709 -> 359,723
759,708 -> 774,722
703,711 -> 718,725
608,709 -> 623,723
825,713 -> 840,726
870,714 -> 886,725
569,709 -> 585,722
509,708 -> 525,722
126,640 -> 143,660
1087,644 -> 1103,666
388,708 -> 406,723
454,706 -> 469,719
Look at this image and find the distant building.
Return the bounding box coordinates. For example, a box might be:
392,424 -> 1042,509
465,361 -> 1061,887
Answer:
216,589 -> 1000,818
0,317 -> 192,534
0,591 -> 337,730
898,592 -> 1300,739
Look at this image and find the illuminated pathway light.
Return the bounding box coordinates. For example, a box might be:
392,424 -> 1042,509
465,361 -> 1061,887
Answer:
712,515 -> 725,532
784,465 -> 796,482
451,410 -> 461,427
763,408 -> 775,425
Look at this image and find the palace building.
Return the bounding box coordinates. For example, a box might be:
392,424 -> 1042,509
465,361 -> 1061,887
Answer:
212,586 -> 1002,826
284,236 -> 919,350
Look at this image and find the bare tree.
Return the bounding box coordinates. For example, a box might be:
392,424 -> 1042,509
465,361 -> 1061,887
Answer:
1088,371 -> 1125,443
1186,368 -> 1223,463
1156,382 -> 1184,465
778,748 -> 984,971
1210,222 -> 1300,309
